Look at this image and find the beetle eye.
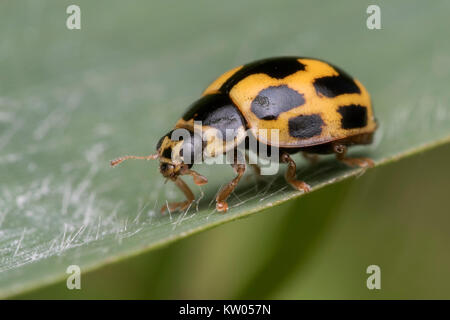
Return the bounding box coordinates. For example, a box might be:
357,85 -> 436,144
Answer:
160,163 -> 169,172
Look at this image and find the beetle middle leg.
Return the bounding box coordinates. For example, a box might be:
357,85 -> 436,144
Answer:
216,162 -> 246,212
281,152 -> 311,192
333,143 -> 374,168
161,177 -> 195,213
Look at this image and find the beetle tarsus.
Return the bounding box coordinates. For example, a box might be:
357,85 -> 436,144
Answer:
333,143 -> 375,168
216,201 -> 229,212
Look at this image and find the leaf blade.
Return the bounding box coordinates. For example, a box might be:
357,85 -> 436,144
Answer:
1,0 -> 450,298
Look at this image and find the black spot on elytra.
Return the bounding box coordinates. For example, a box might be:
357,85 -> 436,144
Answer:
337,104 -> 368,129
313,67 -> 360,98
288,114 -> 324,138
182,93 -> 246,141
220,57 -> 306,93
251,85 -> 305,120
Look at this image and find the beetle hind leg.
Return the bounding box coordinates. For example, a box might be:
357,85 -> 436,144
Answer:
333,143 -> 374,168
281,152 -> 311,192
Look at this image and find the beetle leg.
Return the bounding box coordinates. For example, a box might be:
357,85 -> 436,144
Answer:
216,163 -> 246,212
333,144 -> 374,168
179,165 -> 208,185
161,177 -> 195,213
302,152 -> 319,164
281,152 -> 311,192
188,170 -> 208,185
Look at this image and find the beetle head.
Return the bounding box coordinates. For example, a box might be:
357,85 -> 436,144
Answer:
156,129 -> 203,180
110,129 -> 202,178
110,128 -> 207,185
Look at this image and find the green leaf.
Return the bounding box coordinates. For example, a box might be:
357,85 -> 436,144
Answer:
1,0 -> 449,298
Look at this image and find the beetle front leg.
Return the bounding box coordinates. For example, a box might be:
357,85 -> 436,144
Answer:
281,152 -> 311,192
216,163 -> 246,212
161,177 -> 195,213
179,165 -> 208,185
333,144 -> 374,168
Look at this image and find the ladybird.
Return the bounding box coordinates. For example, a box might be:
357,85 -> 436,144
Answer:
111,57 -> 377,213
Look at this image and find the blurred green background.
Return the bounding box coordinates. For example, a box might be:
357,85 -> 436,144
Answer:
1,0 -> 450,299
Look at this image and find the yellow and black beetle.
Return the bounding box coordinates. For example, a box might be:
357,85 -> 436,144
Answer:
111,57 -> 377,213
